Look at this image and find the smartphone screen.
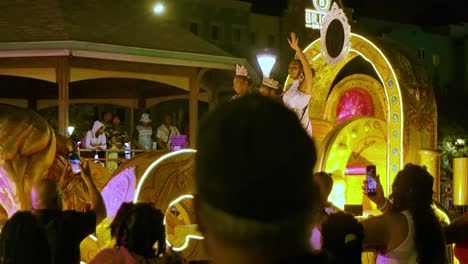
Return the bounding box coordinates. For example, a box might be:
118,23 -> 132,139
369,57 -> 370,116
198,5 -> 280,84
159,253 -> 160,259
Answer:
366,165 -> 377,195
67,152 -> 81,174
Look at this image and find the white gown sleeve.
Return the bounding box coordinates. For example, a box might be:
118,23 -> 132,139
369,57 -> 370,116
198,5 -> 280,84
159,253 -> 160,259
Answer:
282,80 -> 311,110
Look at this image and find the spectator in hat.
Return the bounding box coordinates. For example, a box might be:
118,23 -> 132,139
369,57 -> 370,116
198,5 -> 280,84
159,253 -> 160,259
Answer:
133,113 -> 153,150
194,94 -> 329,264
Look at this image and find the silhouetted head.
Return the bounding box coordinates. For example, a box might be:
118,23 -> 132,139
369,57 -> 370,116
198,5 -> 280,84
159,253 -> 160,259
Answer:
0,211 -> 51,264
31,179 -> 61,210
391,163 -> 434,211
110,202 -> 136,244
117,203 -> 166,257
321,212 -> 364,264
195,94 -> 320,251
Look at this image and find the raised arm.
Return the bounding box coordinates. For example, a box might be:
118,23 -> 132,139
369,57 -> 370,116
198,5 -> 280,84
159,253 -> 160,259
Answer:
79,160 -> 107,224
288,32 -> 313,94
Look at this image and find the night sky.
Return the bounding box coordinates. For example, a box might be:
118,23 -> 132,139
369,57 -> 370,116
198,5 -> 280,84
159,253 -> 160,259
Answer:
243,0 -> 468,27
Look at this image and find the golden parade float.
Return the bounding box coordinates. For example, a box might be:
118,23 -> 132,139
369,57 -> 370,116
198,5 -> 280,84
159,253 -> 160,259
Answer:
301,1 -> 442,213
301,1 -> 453,262
0,106 -> 204,261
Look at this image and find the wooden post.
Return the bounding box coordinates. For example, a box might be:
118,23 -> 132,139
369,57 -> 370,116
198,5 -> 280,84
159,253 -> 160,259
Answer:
56,57 -> 70,136
189,68 -> 208,149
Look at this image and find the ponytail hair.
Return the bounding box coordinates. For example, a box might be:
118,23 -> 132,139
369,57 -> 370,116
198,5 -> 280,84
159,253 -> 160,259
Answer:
391,164 -> 446,264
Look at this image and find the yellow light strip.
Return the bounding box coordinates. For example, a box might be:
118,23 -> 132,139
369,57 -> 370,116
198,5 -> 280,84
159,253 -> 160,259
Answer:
163,194 -> 206,251
167,234 -> 205,252
350,33 -> 404,193
133,149 -> 197,203
349,47 -> 392,193
163,194 -> 194,225
312,53 -> 322,62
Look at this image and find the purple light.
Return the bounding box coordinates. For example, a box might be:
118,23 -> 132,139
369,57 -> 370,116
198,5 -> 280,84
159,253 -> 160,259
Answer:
0,167 -> 18,217
101,167 -> 136,218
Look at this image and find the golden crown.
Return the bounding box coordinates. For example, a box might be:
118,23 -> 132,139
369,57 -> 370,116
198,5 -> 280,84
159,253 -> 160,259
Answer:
235,64 -> 249,77
262,77 -> 281,90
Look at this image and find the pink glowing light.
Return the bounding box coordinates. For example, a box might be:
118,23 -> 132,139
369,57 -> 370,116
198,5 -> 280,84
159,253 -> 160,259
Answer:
345,165 -> 366,175
101,167 -> 136,218
336,88 -> 374,123
0,167 -> 18,217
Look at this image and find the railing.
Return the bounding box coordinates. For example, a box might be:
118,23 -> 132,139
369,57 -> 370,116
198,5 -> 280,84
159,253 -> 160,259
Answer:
77,148 -> 151,169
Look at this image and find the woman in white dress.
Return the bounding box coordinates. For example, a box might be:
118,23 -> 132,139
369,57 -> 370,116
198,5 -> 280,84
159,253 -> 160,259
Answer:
282,32 -> 314,137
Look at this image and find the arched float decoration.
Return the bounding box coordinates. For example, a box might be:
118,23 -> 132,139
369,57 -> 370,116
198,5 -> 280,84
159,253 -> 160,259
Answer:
80,149 -> 204,263
133,149 -> 205,257
285,33 -> 404,192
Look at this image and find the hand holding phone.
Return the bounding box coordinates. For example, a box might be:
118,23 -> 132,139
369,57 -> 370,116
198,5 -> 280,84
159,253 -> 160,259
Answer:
67,152 -> 81,174
366,165 -> 377,195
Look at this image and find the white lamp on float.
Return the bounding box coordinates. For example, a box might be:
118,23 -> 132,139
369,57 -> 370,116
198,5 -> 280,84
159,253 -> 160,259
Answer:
256,51 -> 277,77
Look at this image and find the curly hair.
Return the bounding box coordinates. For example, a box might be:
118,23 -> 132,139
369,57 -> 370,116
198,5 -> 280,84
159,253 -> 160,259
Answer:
115,203 -> 166,257
390,163 -> 446,264
321,212 -> 364,264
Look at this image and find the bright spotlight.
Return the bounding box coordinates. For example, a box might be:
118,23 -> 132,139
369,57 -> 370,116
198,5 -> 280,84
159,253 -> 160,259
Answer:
152,3 -> 165,15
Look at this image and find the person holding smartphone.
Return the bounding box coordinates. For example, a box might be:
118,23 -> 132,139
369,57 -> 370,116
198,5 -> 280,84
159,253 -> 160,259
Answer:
361,164 -> 446,263
31,159 -> 106,264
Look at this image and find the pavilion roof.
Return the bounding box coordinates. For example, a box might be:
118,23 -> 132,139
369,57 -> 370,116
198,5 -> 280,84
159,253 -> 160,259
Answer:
0,0 -> 231,57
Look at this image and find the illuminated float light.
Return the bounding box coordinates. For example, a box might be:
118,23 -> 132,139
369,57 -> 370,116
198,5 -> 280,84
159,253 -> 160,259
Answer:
101,167 -> 136,218
312,53 -> 322,62
163,194 -> 194,225
167,234 -> 205,252
163,194 -> 205,250
349,40 -> 403,193
133,149 -> 197,203
89,234 -> 97,241
256,52 -> 277,77
345,165 -> 366,175
350,33 -> 404,172
290,33 -> 403,194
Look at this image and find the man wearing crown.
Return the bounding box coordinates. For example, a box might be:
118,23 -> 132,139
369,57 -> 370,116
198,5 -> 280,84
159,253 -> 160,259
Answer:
232,64 -> 253,100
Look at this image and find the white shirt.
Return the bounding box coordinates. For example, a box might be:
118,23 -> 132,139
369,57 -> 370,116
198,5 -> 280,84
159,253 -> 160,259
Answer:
376,211 -> 417,264
156,124 -> 180,148
83,120 -> 107,150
